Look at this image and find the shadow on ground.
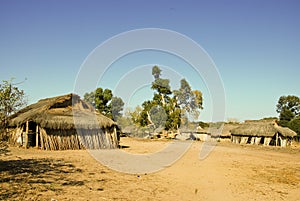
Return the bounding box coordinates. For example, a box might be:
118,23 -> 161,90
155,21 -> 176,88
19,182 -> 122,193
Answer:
0,158 -> 84,200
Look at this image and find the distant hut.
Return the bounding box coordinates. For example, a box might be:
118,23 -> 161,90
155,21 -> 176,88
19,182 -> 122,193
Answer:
217,123 -> 240,141
8,94 -> 119,150
230,122 -> 296,147
178,126 -> 211,141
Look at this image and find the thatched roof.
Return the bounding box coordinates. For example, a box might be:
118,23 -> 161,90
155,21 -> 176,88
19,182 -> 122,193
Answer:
9,93 -> 116,130
220,124 -> 240,137
231,122 -> 297,137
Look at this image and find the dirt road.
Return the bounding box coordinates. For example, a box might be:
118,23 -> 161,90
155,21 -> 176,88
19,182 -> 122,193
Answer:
1,138 -> 299,200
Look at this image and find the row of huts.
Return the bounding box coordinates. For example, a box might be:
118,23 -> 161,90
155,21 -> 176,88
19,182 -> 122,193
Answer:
5,93 -> 298,150
230,121 -> 296,147
177,121 -> 296,147
121,120 -> 297,147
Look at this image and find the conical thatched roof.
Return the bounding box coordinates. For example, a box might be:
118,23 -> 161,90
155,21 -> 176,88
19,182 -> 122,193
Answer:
231,122 -> 297,137
9,93 -> 116,130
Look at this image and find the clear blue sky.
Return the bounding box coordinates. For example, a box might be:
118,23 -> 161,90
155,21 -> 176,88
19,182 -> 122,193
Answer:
0,0 -> 299,122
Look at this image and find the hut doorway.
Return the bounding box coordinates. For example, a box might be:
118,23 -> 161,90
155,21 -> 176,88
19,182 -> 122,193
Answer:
269,133 -> 281,147
247,137 -> 252,144
259,137 -> 265,145
22,121 -> 38,147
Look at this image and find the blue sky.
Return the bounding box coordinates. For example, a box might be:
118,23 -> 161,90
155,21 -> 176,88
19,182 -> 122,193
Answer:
0,0 -> 299,122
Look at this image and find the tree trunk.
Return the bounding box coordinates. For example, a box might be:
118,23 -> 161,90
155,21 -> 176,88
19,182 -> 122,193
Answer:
161,94 -> 166,106
147,111 -> 154,125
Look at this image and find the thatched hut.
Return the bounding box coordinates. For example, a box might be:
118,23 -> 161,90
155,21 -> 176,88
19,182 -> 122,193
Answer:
8,93 -> 119,150
230,122 -> 296,147
217,123 -> 240,141
178,127 -> 211,141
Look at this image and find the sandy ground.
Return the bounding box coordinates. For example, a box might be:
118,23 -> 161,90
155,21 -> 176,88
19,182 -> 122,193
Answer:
1,137 -> 300,201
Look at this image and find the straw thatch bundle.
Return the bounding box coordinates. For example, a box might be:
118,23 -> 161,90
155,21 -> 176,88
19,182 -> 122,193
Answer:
230,122 -> 296,137
8,93 -> 119,150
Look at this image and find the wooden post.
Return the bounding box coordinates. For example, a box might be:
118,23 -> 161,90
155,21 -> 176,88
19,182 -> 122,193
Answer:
113,126 -> 118,148
40,127 -> 44,150
36,125 -> 39,148
25,121 -> 29,148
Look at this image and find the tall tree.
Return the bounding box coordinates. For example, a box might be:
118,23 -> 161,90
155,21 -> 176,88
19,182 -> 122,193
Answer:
135,66 -> 203,131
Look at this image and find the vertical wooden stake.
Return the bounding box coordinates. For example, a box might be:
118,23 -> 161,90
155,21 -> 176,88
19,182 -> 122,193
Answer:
36,125 -> 39,148
40,128 -> 44,150
25,121 -> 29,148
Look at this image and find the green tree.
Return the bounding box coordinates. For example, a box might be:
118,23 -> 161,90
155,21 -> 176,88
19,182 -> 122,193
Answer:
173,79 -> 203,120
174,79 -> 192,111
130,106 -> 143,125
276,95 -> 300,117
0,78 -> 27,127
164,97 -> 181,130
0,78 -> 26,154
278,108 -> 295,127
149,105 -> 167,128
135,66 -> 203,131
116,108 -> 134,128
84,87 -> 124,120
83,91 -> 95,107
276,95 -> 300,139
152,65 -> 162,79
151,66 -> 172,106
95,88 -> 112,115
110,97 -> 125,120
276,95 -> 300,127
138,100 -> 155,127
288,117 -> 300,136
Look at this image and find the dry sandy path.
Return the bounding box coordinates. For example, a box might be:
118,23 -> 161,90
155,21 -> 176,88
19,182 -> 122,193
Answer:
1,138 -> 299,200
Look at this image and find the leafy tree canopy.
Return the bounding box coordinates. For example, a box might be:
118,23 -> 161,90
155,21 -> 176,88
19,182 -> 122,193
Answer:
83,87 -> 124,120
173,79 -> 203,119
276,95 -> 300,136
0,78 -> 27,125
276,95 -> 300,117
152,65 -> 162,79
